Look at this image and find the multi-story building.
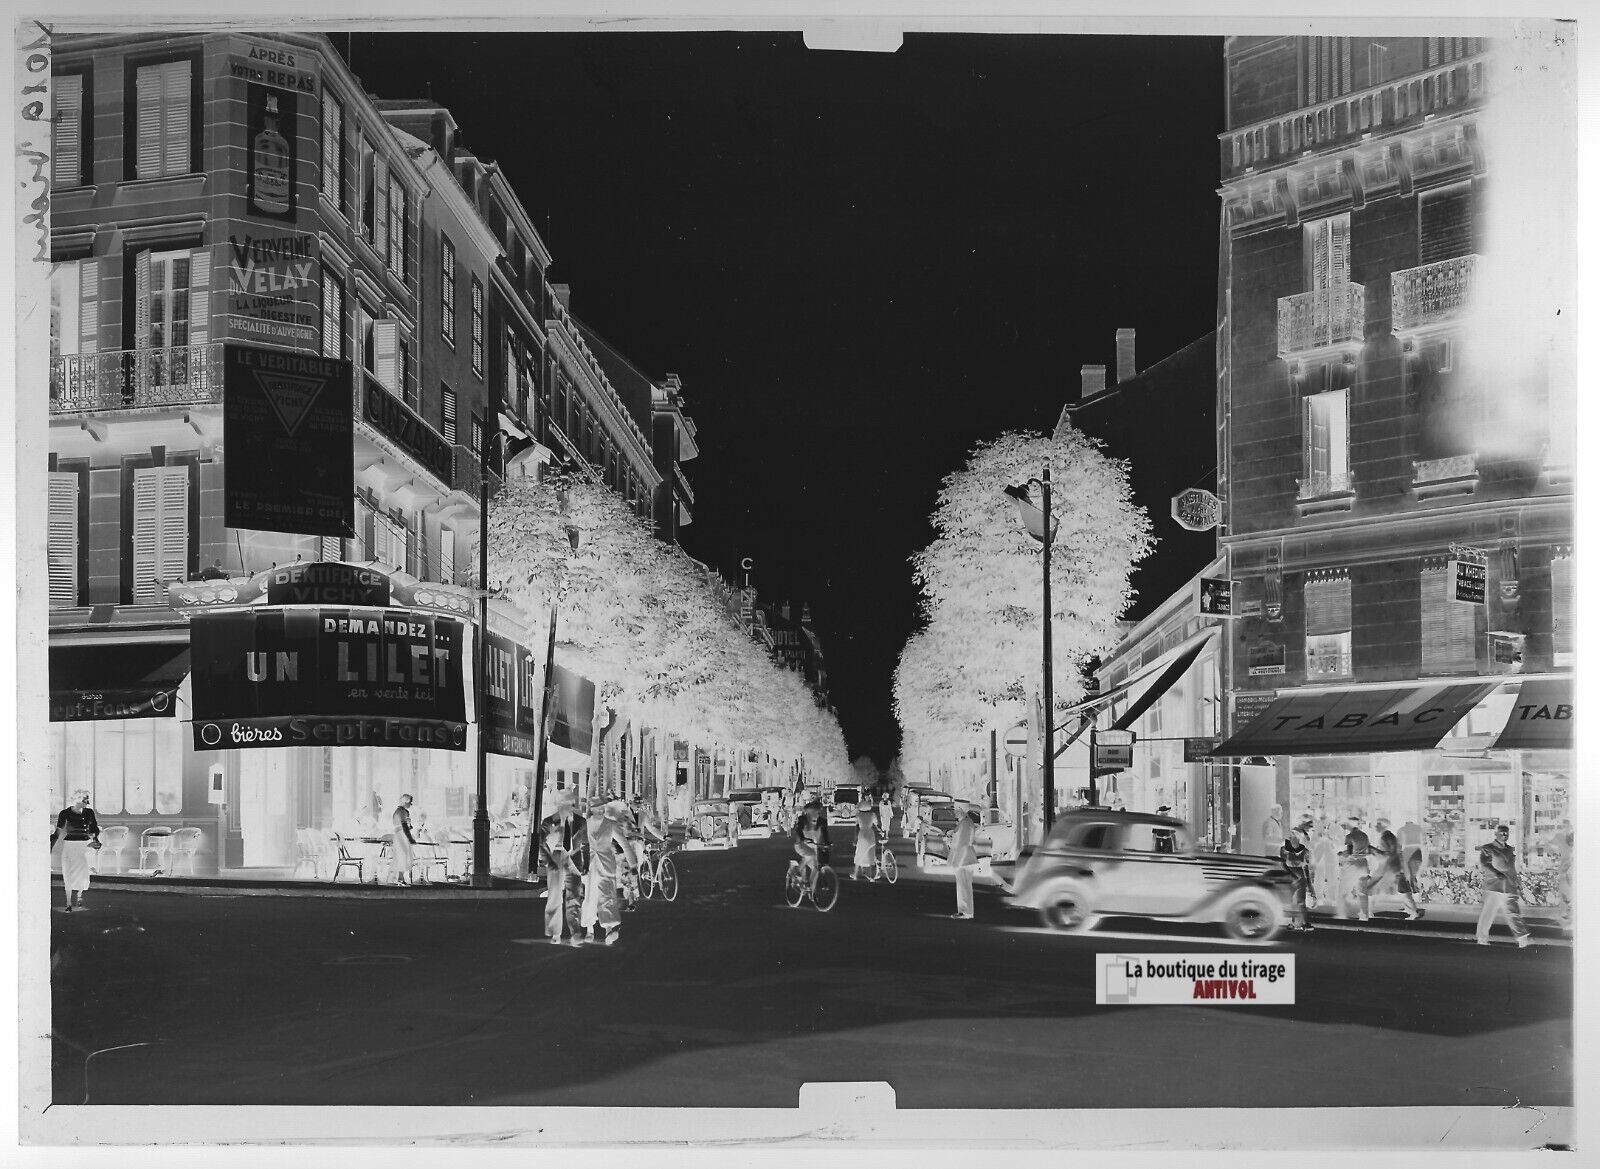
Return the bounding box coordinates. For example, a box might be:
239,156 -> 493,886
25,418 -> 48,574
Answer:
1212,36 -> 1574,884
42,31 -> 702,876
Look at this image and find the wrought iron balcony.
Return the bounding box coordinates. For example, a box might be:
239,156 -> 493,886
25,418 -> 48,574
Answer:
1391,254 -> 1479,336
1278,283 -> 1365,359
452,445 -> 504,501
49,343 -> 223,414
674,462 -> 695,504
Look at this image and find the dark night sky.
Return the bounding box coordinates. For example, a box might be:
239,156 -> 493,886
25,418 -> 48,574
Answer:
345,31 -> 1225,766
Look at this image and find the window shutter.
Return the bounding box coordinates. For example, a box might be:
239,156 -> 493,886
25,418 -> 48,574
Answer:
1304,395 -> 1328,479
321,93 -> 342,198
48,472 -> 79,606
1551,555 -> 1574,658
163,59 -> 191,175
1420,562 -> 1477,673
132,465 -> 188,604
53,73 -> 83,188
373,319 -> 399,391
1329,215 -> 1351,285
438,528 -> 455,585
321,271 -> 343,359
79,258 -> 99,354
134,250 -> 152,351
388,178 -> 405,279
136,65 -> 162,178
1327,388 -> 1349,478
351,497 -> 371,561
408,512 -> 424,578
374,154 -> 390,264
1304,574 -> 1351,635
442,386 -> 458,444
189,246 -> 210,350
320,534 -> 343,561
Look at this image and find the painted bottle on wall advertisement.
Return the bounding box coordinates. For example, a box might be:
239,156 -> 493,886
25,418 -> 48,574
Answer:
253,93 -> 292,215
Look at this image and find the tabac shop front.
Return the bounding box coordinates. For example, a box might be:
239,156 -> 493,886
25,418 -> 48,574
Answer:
1216,677 -> 1573,908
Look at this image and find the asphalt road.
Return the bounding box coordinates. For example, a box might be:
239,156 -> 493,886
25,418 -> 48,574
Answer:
46,830 -> 1572,1109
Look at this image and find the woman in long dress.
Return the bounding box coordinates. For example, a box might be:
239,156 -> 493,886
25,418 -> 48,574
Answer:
391,793 -> 416,886
853,799 -> 880,880
51,790 -> 101,912
581,799 -> 626,945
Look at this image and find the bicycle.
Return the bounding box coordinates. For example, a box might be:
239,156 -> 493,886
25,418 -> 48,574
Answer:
784,844 -> 839,912
870,838 -> 899,884
638,840 -> 680,902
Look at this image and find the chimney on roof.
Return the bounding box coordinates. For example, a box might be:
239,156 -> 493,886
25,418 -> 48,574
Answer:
1080,364 -> 1107,402
552,283 -> 571,310
1116,328 -> 1137,384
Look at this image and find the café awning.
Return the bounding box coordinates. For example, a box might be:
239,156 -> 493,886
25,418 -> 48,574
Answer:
1052,627 -> 1217,757
1213,681 -> 1501,757
1491,677 -> 1573,749
49,638 -> 190,721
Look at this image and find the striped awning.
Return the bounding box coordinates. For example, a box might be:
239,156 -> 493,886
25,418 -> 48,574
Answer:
1491,678 -> 1573,749
1213,681 -> 1501,757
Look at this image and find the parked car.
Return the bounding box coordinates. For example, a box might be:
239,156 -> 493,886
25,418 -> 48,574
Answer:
684,800 -> 738,850
727,788 -> 787,837
921,804 -> 1015,863
828,786 -> 861,825
1007,808 -> 1294,940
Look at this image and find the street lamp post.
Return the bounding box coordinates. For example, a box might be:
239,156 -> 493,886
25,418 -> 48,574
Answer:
1005,466 -> 1058,835
471,432 -> 496,888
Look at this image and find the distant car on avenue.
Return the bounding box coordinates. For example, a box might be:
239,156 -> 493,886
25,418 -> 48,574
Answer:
684,799 -> 737,850
727,787 -> 787,837
828,786 -> 861,825
922,804 -> 1016,864
1008,808 -> 1294,941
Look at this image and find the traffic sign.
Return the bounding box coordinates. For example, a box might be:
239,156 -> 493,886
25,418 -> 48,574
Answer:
1002,724 -> 1029,758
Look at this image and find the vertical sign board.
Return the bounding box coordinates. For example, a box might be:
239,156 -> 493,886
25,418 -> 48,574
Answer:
1198,577 -> 1235,617
223,344 -> 353,537
219,232 -> 321,351
483,632 -> 537,760
1452,556 -> 1487,604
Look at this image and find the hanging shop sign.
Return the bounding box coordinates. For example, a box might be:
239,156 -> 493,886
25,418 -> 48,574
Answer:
223,344 -> 353,537
1091,728 -> 1136,777
1198,577 -> 1235,617
219,231 -> 319,350
1171,488 -> 1223,532
363,376 -> 456,486
1450,547 -> 1488,605
189,605 -> 467,751
1184,737 -> 1223,763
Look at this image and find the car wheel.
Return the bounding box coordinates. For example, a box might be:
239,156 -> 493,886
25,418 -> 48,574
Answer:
1221,888 -> 1283,941
1037,883 -> 1094,932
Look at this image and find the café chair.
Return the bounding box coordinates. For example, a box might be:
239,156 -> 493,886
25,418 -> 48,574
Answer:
169,826 -> 204,875
137,825 -> 176,873
292,828 -> 324,880
329,832 -> 364,884
95,825 -> 130,874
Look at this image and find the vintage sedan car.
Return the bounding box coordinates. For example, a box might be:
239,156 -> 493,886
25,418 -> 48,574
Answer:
726,788 -> 786,838
1008,809 -> 1294,940
828,786 -> 861,825
684,800 -> 738,850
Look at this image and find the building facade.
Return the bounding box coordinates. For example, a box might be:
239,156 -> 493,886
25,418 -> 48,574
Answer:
1214,35 -> 1574,898
43,31 -> 699,880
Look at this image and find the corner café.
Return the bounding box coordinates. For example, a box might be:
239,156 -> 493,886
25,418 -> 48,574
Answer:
1215,676 -> 1573,906
46,562 -> 591,884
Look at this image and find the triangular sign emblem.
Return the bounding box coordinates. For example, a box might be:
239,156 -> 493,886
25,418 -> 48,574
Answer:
252,369 -> 329,436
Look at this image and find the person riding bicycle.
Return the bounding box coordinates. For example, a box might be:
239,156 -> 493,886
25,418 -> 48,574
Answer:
792,798 -> 832,895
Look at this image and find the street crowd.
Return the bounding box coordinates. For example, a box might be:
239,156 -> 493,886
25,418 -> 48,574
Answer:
537,790 -> 668,947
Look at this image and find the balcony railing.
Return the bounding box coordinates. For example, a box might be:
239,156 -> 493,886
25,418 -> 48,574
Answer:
452,445 -> 504,501
50,343 -> 223,414
1413,452 -> 1479,499
1297,469 -> 1354,500
1278,283 -> 1365,359
1391,254 -> 1478,336
1221,53 -> 1488,179
674,462 -> 695,504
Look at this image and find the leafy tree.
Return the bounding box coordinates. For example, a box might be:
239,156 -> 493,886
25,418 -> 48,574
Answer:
895,424 -> 1152,778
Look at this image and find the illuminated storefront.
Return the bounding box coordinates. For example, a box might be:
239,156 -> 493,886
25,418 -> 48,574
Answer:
1218,676 -> 1573,907
47,563 -> 592,883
